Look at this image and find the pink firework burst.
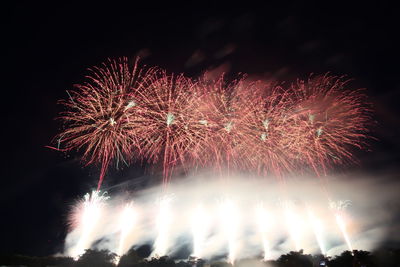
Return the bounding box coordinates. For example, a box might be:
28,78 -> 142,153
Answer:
52,57 -> 153,189
132,70 -> 209,184
237,82 -> 298,177
51,56 -> 373,187
192,76 -> 263,172
287,75 -> 372,174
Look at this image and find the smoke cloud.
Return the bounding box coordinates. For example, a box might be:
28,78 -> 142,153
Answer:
64,169 -> 400,261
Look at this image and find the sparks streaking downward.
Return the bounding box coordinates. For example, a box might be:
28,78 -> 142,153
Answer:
331,200 -> 354,253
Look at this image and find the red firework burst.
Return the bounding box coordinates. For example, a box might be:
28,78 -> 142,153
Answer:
51,56 -> 372,187
192,76 -> 263,172
131,70 -> 209,184
52,57 -> 153,189
287,75 -> 372,174
237,82 -> 298,176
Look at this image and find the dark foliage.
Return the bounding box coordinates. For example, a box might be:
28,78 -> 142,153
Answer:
75,249 -> 117,267
0,248 -> 399,267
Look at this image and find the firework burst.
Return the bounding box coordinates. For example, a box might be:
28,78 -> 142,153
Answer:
52,58 -> 154,189
193,76 -> 262,172
239,82 -> 298,176
51,57 -> 372,187
288,75 -> 372,174
133,71 -> 207,183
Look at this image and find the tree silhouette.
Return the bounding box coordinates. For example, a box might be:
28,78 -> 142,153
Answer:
1,248 -> 400,267
276,250 -> 313,267
353,250 -> 374,267
118,248 -> 143,267
311,254 -> 329,267
329,250 -> 354,267
75,249 -> 117,267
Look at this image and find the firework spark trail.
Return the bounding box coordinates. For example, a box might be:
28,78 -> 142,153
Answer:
335,212 -> 353,253
329,200 -> 353,253
284,204 -> 303,251
307,208 -> 326,255
117,202 -> 137,257
255,203 -> 271,260
191,204 -> 209,258
153,196 -> 173,256
219,199 -> 239,264
70,191 -> 109,258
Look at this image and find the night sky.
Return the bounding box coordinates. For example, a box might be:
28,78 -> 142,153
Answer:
3,2 -> 400,256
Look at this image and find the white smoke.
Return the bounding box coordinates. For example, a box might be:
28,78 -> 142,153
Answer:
63,169 -> 400,261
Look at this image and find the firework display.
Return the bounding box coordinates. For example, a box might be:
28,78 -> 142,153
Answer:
64,177 -> 361,261
52,57 -> 375,263
52,58 -> 371,188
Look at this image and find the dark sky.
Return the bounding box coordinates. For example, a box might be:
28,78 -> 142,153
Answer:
3,2 -> 400,256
